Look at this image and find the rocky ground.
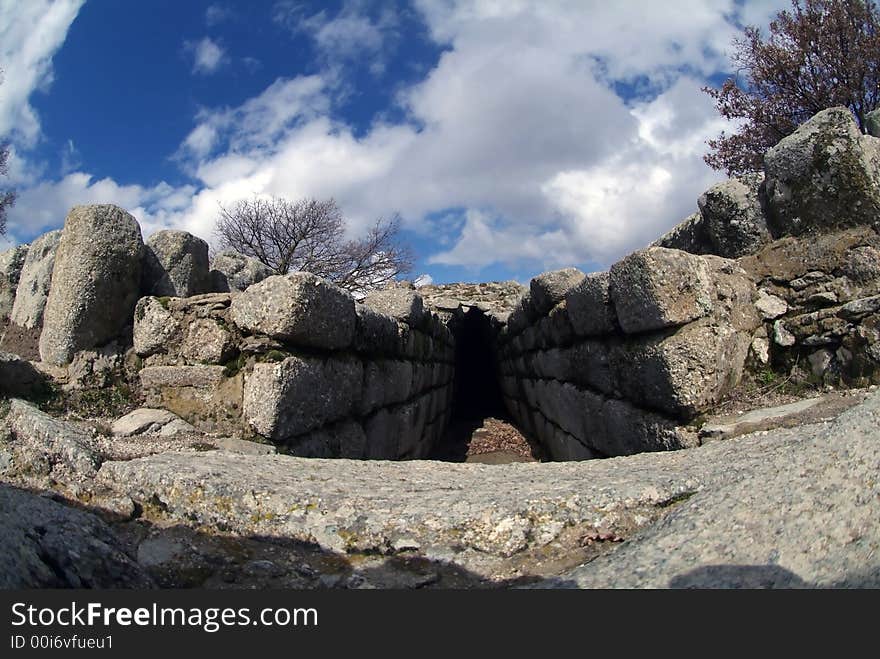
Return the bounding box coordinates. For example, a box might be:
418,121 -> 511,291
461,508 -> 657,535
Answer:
465,417 -> 536,463
2,387 -> 878,589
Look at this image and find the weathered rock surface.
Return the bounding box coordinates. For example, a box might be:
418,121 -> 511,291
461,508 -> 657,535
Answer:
364,288 -> 426,327
209,249 -> 272,292
134,293 -> 234,366
609,247 -> 714,334
0,243 -> 28,327
244,355 -> 363,442
417,281 -> 526,318
0,484 -> 153,588
3,399 -> 102,479
739,226 -> 880,386
93,389 -> 880,586
652,212 -> 712,255
143,229 -> 210,297
697,175 -> 771,257
764,106 -> 880,237
111,408 -> 196,437
39,205 -> 145,365
9,229 -> 61,330
699,391 -> 865,442
139,365 -> 243,434
564,272 -> 617,337
231,273 -> 356,349
546,390 -> 880,588
530,268 -> 586,316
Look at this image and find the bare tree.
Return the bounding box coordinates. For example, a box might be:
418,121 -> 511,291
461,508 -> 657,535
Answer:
0,69 -> 15,236
704,0 -> 880,176
215,195 -> 414,295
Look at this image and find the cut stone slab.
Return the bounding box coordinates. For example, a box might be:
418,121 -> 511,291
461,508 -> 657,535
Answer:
230,272 -> 356,349
564,271 -> 617,337
530,268 -> 585,316
697,175 -> 771,258
243,355 -> 363,442
363,288 -> 426,328
652,212 -> 712,255
609,247 -> 714,334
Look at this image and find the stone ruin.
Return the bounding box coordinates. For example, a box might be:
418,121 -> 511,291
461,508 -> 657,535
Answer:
2,106 -> 880,463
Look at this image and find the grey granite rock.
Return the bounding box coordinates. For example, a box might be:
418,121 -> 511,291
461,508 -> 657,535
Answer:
39,205 -> 144,365
96,389 -> 880,585
230,272 -> 356,350
609,247 -> 714,334
143,229 -> 210,297
0,484 -> 153,588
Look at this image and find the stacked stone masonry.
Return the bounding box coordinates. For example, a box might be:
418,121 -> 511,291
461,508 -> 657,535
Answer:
133,276 -> 455,459
653,106 -> 880,390
496,250 -> 761,461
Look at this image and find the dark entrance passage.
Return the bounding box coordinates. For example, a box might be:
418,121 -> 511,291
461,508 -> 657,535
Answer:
431,307 -> 533,462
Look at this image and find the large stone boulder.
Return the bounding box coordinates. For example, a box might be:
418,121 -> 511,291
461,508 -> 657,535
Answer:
243,355 -> 363,442
39,205 -> 144,365
4,398 -> 102,479
230,272 -> 356,350
530,268 -> 586,316
564,272 -> 618,337
764,106 -> 880,236
0,243 -> 28,327
697,175 -> 771,257
609,247 -> 714,334
363,288 -> 426,327
652,212 -> 712,255
209,249 -> 272,292
8,229 -> 61,330
143,229 -> 210,297
0,229 -> 61,359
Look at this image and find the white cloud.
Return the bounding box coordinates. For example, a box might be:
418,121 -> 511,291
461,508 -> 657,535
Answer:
161,0 -> 793,273
0,0 -> 84,147
10,0 -> 794,278
6,171 -> 198,241
178,76 -> 329,162
186,37 -> 226,75
205,3 -> 233,27
274,0 -> 399,75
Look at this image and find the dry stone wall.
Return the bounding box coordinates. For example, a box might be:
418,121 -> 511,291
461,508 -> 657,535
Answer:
133,276 -> 455,459
496,248 -> 760,461
654,106 -> 880,389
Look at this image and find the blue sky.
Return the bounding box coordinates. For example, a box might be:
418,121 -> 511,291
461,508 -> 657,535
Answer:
0,0 -> 788,285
